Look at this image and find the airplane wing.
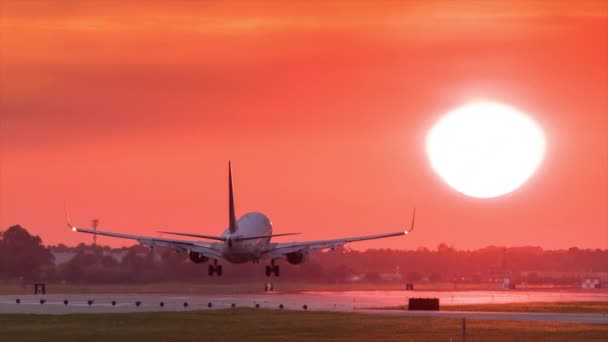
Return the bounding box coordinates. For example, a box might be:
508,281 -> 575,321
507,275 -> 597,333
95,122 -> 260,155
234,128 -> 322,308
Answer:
65,214 -> 222,259
262,209 -> 415,260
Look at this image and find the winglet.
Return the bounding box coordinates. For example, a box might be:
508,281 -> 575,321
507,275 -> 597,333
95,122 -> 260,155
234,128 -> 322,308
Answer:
64,203 -> 77,232
405,208 -> 416,235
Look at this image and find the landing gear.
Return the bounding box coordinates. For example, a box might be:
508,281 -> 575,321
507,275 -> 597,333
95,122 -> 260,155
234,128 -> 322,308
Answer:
265,259 -> 280,277
208,259 -> 223,277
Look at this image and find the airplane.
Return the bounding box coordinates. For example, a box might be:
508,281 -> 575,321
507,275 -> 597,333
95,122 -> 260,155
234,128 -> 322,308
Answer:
66,162 -> 415,277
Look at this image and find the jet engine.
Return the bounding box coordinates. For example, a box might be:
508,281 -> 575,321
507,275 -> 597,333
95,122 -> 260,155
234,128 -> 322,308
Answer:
285,252 -> 306,265
188,251 -> 209,264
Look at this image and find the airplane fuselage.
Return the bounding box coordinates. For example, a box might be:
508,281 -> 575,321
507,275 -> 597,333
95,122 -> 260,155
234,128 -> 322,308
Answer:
219,212 -> 272,263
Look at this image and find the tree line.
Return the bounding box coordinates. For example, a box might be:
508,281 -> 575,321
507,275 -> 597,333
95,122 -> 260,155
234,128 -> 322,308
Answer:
1,225 -> 606,284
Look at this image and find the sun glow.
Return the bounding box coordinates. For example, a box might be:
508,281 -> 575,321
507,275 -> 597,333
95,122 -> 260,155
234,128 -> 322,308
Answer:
426,101 -> 546,198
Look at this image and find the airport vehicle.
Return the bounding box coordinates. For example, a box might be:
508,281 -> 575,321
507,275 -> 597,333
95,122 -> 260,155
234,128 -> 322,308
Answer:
67,162 -> 415,277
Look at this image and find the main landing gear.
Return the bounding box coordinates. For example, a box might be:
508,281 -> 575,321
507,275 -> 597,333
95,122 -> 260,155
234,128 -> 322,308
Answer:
208,259 -> 223,277
265,259 -> 280,277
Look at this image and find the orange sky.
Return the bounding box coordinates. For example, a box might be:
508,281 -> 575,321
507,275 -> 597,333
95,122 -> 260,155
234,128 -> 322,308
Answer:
1,0 -> 607,250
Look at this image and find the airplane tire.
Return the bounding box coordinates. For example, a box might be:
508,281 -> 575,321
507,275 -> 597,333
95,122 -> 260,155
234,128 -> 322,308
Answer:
273,265 -> 280,277
265,265 -> 272,277
208,265 -> 215,276
216,265 -> 223,277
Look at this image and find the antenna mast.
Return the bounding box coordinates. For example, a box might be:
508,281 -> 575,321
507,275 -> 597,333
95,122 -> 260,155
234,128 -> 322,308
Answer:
91,219 -> 99,246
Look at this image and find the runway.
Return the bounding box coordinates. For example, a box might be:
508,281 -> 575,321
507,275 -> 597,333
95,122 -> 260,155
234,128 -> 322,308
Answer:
1,290 -> 607,324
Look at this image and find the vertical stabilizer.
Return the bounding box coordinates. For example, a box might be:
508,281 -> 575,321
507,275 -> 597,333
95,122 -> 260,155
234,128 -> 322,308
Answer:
228,161 -> 237,233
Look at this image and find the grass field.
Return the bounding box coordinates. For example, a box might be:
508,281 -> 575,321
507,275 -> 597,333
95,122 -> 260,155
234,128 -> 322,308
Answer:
443,301 -> 608,314
1,309 -> 607,342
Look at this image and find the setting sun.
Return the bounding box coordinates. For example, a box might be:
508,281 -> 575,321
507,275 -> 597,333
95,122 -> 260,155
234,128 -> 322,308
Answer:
426,101 -> 546,198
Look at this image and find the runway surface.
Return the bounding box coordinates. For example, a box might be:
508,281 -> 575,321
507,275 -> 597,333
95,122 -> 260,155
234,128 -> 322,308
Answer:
1,290 -> 607,324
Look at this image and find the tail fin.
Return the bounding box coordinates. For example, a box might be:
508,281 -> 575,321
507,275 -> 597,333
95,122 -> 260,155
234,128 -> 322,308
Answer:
228,161 -> 237,233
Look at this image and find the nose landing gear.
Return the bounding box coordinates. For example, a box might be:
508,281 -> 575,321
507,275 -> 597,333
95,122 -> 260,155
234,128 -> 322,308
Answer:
265,259 -> 280,277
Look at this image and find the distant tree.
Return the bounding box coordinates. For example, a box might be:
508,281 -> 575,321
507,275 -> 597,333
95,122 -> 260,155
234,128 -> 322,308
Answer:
331,264 -> 356,282
364,272 -> 381,282
429,272 -> 443,282
61,259 -> 84,281
101,255 -> 119,268
406,271 -> 422,282
0,225 -> 54,280
437,243 -> 455,253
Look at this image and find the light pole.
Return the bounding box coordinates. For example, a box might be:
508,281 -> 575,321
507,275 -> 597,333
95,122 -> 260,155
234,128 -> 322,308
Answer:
91,219 -> 99,246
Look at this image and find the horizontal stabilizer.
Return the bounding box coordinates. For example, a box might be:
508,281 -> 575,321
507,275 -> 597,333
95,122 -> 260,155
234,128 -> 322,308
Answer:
157,231 -> 226,242
234,232 -> 301,241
